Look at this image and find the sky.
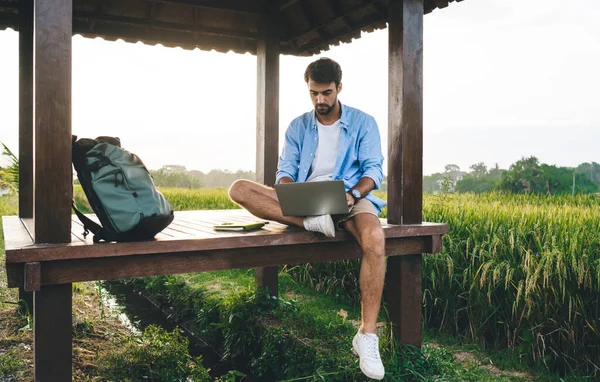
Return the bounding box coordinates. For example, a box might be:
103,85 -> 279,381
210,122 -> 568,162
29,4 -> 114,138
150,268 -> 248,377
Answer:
0,0 -> 599,175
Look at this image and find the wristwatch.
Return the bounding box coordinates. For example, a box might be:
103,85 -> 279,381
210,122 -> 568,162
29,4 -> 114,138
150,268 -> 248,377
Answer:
351,189 -> 362,202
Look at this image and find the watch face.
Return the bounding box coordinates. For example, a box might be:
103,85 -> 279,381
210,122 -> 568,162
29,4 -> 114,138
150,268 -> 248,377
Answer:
352,189 -> 361,198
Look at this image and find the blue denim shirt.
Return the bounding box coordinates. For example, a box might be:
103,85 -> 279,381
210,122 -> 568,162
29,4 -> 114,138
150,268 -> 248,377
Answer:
276,103 -> 387,214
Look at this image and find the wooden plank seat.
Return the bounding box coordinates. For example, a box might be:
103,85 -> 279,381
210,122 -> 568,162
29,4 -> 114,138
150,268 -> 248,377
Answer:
3,209 -> 448,290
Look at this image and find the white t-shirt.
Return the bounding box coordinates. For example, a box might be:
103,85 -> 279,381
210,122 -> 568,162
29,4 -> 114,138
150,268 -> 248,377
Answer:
306,119 -> 341,182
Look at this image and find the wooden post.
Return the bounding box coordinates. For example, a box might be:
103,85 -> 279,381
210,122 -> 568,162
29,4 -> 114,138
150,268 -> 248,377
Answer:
18,0 -> 34,314
19,0 -> 34,220
34,284 -> 72,381
32,0 -> 73,379
255,5 -> 280,298
33,0 -> 73,244
385,0 -> 424,348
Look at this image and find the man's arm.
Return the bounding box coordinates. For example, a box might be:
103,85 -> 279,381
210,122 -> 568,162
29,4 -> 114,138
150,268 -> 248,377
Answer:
278,176 -> 294,184
276,122 -> 302,184
357,115 -> 384,190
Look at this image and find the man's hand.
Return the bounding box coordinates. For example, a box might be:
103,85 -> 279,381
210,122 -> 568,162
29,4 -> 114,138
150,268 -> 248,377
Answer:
346,192 -> 355,207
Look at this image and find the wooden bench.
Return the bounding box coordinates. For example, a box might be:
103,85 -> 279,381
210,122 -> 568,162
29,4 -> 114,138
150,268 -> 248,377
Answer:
5,209 -> 446,289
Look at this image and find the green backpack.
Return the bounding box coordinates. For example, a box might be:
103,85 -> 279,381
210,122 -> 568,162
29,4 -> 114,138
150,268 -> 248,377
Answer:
72,135 -> 174,243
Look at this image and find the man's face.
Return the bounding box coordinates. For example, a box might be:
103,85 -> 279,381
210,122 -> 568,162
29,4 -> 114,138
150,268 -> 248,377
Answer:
308,80 -> 342,115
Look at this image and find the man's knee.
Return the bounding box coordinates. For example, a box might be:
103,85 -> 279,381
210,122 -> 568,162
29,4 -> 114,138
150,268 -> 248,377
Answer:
228,179 -> 252,203
360,223 -> 385,257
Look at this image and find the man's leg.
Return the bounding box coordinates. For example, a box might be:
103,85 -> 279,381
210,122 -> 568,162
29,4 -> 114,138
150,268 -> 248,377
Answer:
344,212 -> 386,380
228,179 -> 304,227
343,213 -> 386,333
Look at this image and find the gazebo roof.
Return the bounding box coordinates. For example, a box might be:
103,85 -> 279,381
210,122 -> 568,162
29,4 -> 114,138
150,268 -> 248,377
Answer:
0,0 -> 463,56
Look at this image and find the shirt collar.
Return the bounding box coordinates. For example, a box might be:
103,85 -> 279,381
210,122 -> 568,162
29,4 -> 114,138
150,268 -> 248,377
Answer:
311,101 -> 349,130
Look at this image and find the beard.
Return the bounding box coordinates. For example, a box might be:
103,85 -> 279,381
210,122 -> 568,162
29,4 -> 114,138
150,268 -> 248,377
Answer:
315,98 -> 337,115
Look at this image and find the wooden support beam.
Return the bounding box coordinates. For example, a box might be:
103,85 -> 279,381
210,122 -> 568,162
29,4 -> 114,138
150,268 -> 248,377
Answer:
25,262 -> 41,292
285,0 -> 379,44
299,0 -> 327,43
73,11 -> 259,41
255,5 -> 280,297
371,1 -> 388,18
34,283 -> 72,381
385,0 -> 424,348
147,0 -> 261,15
6,238 -> 431,286
33,0 -> 73,244
297,13 -> 381,55
328,0 -> 356,32
18,0 -> 33,220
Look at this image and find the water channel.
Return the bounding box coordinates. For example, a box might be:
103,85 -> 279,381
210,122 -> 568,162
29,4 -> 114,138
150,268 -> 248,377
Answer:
99,281 -> 244,379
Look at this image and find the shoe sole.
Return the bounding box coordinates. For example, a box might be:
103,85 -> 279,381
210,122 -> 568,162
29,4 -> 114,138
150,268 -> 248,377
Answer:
352,336 -> 384,380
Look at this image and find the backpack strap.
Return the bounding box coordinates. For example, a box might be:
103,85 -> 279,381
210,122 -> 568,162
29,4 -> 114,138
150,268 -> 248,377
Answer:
71,200 -> 102,240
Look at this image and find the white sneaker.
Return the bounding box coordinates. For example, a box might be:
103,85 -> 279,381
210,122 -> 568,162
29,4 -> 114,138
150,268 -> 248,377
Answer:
303,214 -> 335,238
352,329 -> 385,380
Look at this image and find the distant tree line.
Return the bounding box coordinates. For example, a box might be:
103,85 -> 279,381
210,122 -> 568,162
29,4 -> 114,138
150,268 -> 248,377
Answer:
150,165 -> 255,189
424,158 -> 600,195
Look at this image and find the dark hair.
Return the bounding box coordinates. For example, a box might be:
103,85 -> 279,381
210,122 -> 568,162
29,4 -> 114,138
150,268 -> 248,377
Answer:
304,58 -> 342,88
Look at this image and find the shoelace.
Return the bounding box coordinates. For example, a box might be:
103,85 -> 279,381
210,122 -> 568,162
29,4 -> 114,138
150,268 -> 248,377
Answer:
363,334 -> 381,360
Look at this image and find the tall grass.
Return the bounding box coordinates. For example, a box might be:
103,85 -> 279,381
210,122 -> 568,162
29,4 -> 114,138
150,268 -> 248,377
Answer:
421,192 -> 600,375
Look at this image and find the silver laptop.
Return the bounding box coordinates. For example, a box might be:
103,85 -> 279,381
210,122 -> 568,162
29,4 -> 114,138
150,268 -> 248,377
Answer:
274,180 -> 351,217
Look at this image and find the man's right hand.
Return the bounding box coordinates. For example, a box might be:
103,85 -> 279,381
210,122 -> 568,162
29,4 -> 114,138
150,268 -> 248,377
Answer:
346,192 -> 355,207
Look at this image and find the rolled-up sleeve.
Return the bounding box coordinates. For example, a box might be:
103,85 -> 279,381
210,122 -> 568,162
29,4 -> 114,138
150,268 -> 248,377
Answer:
358,116 -> 384,189
276,122 -> 301,183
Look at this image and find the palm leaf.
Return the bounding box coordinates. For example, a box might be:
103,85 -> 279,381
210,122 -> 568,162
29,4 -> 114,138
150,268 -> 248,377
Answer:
0,141 -> 19,192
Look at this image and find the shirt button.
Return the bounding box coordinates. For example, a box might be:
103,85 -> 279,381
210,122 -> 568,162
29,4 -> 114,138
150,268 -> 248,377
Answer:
310,153 -> 313,156
304,170 -> 307,173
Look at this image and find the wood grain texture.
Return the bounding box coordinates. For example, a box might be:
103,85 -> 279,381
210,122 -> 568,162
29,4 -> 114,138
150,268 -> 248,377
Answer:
388,0 -> 424,225
36,237 -> 429,285
34,283 -> 72,381
386,254 -> 423,345
2,216 -> 33,250
4,211 -> 447,264
18,0 -> 34,219
33,0 -> 72,244
24,262 -> 41,292
256,6 -> 280,187
386,0 -> 425,349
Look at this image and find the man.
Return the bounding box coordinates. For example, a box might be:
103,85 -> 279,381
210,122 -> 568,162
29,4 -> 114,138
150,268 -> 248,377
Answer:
228,57 -> 386,380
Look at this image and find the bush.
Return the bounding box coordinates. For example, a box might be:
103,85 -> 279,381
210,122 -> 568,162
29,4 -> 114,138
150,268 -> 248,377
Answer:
98,325 -> 210,381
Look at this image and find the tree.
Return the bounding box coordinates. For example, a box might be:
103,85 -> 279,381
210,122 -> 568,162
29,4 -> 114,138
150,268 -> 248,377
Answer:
499,156 -> 547,194
444,164 -> 460,174
576,162 -> 600,187
469,162 -> 488,178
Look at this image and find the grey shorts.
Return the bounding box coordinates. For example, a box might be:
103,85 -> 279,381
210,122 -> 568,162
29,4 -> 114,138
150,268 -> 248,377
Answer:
332,198 -> 379,229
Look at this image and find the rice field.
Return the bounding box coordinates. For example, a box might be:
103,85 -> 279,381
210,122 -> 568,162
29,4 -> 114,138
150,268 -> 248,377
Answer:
68,188 -> 600,374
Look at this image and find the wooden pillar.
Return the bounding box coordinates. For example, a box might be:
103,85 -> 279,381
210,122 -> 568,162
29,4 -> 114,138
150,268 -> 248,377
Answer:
34,284 -> 72,381
255,5 -> 280,298
18,0 -> 34,315
32,0 -> 73,380
385,0 -> 424,348
33,0 -> 73,244
19,0 -> 34,219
